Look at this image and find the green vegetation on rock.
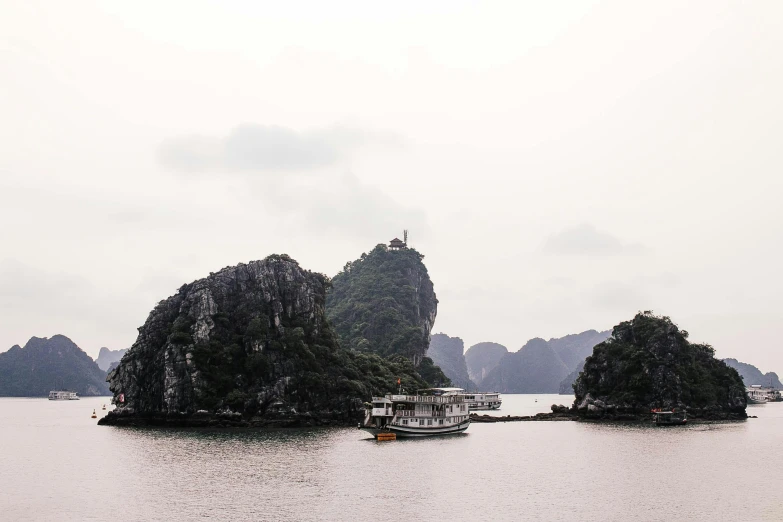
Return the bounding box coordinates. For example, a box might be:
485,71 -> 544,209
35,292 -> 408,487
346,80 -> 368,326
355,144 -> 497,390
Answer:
574,312 -> 746,416
326,244 -> 437,360
326,244 -> 450,387
103,254 -> 436,424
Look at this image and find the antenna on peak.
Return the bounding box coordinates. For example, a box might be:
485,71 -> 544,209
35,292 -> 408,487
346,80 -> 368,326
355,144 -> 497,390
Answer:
404,229 -> 408,246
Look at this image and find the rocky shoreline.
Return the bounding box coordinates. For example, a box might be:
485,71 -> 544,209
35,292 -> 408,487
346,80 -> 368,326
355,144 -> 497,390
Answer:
98,408 -> 361,428
470,403 -> 748,424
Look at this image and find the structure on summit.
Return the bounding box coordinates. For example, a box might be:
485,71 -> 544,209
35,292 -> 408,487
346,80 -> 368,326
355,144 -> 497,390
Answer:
389,230 -> 409,250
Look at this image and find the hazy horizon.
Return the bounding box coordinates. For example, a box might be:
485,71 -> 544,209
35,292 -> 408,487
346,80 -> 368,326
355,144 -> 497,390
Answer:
2,1 -> 781,372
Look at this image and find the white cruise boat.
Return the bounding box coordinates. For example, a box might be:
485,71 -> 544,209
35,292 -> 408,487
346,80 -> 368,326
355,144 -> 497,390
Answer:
48,390 -> 79,400
463,391 -> 502,410
747,385 -> 768,404
360,387 -> 470,438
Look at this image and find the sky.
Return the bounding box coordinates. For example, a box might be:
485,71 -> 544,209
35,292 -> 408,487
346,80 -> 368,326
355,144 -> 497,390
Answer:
1,1 -> 782,372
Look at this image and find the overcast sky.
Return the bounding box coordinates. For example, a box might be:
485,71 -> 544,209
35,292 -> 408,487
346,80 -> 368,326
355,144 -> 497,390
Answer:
2,1 -> 782,372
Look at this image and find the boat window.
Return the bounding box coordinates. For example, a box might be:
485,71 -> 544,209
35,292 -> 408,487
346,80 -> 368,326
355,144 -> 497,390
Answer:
428,419 -> 432,425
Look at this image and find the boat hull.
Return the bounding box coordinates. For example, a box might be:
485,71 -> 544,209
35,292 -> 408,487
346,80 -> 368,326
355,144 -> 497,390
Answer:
747,398 -> 767,405
360,420 -> 470,438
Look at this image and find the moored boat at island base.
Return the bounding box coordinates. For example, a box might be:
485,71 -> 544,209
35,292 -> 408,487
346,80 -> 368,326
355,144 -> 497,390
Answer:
360,387 -> 470,438
651,409 -> 687,426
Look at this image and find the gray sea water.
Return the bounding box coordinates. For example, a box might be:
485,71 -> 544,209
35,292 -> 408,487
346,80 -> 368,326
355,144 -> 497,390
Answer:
1,395 -> 781,521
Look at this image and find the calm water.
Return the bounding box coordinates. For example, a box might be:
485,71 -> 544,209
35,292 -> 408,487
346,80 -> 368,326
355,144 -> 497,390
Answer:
1,395 -> 782,521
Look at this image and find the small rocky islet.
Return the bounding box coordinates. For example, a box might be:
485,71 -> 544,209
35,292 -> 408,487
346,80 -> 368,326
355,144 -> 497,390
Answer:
487,312 -> 747,424
100,243 -> 748,428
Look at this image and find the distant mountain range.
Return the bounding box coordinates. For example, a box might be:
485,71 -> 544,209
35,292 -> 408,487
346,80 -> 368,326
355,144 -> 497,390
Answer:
95,347 -> 127,371
723,359 -> 783,388
465,342 -> 508,385
427,334 -> 476,391
459,330 -> 611,394
481,337 -> 571,393
0,335 -> 110,396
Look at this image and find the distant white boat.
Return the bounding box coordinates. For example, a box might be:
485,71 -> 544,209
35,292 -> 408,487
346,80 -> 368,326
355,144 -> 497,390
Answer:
747,386 -> 768,405
463,391 -> 502,410
48,390 -> 79,400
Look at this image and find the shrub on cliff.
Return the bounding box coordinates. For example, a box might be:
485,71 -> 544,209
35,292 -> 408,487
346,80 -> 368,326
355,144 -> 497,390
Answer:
573,312 -> 746,414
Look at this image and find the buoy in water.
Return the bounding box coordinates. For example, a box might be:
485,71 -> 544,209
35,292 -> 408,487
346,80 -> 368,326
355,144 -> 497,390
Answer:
102,404 -> 106,410
91,409 -> 97,419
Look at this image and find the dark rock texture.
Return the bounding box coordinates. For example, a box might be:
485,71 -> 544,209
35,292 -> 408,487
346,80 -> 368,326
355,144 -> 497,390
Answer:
465,342 -> 508,386
427,334 -> 475,391
574,312 -> 747,419
481,338 -> 570,393
100,254 -> 433,427
0,335 -> 110,396
95,347 -> 127,371
722,358 -> 783,388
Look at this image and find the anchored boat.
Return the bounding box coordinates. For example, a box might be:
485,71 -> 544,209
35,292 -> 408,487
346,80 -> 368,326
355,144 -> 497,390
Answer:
48,390 -> 79,400
463,391 -> 502,410
360,387 -> 470,438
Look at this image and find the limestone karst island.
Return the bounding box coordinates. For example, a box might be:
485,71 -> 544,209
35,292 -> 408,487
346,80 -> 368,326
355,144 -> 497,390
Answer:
94,237 -> 751,430
5,5 -> 782,520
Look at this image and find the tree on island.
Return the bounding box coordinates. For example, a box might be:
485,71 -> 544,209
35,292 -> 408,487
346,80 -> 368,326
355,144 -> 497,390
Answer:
573,312 -> 746,418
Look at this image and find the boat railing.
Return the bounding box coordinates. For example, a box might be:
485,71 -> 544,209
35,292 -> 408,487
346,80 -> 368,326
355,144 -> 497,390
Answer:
387,394 -> 464,404
393,410 -> 446,417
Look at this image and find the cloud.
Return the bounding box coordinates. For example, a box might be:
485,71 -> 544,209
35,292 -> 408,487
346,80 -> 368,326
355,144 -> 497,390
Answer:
0,259 -> 150,354
303,173 -> 427,238
543,223 -> 647,256
588,280 -> 650,311
158,124 -> 403,174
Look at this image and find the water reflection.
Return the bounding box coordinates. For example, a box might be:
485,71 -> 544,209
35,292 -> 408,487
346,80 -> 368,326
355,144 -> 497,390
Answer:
1,396 -> 782,521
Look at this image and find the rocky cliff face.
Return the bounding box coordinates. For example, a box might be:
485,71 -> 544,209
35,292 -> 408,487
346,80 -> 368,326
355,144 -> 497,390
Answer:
722,359 -> 782,388
95,347 -> 127,371
102,255 -> 432,426
481,338 -> 570,394
326,244 -> 437,363
0,335 -> 110,396
465,342 -> 508,386
427,334 -> 475,391
574,312 -> 747,418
